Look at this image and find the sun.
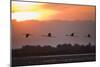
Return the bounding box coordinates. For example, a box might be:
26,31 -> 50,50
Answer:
12,1 -> 44,21
12,1 -> 57,21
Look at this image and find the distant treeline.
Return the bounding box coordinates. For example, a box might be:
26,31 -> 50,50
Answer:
12,43 -> 95,57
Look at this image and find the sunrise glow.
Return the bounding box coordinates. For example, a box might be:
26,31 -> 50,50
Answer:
12,1 -> 58,21
12,1 -> 96,22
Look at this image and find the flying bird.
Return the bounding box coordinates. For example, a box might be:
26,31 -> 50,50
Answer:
48,33 -> 52,37
86,34 -> 91,38
23,33 -> 31,38
87,34 -> 91,38
65,33 -> 78,37
42,33 -> 56,38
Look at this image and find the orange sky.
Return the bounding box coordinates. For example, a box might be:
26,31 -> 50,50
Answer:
12,1 -> 96,22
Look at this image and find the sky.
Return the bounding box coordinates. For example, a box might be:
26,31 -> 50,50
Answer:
11,1 -> 96,48
12,1 -> 96,21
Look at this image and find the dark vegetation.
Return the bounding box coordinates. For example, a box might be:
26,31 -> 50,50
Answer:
12,43 -> 95,57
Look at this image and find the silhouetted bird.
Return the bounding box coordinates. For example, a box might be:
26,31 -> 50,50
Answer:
66,33 -> 76,37
42,33 -> 56,38
83,34 -> 92,38
48,33 -> 52,37
24,33 -> 31,38
70,33 -> 74,37
87,34 -> 91,38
